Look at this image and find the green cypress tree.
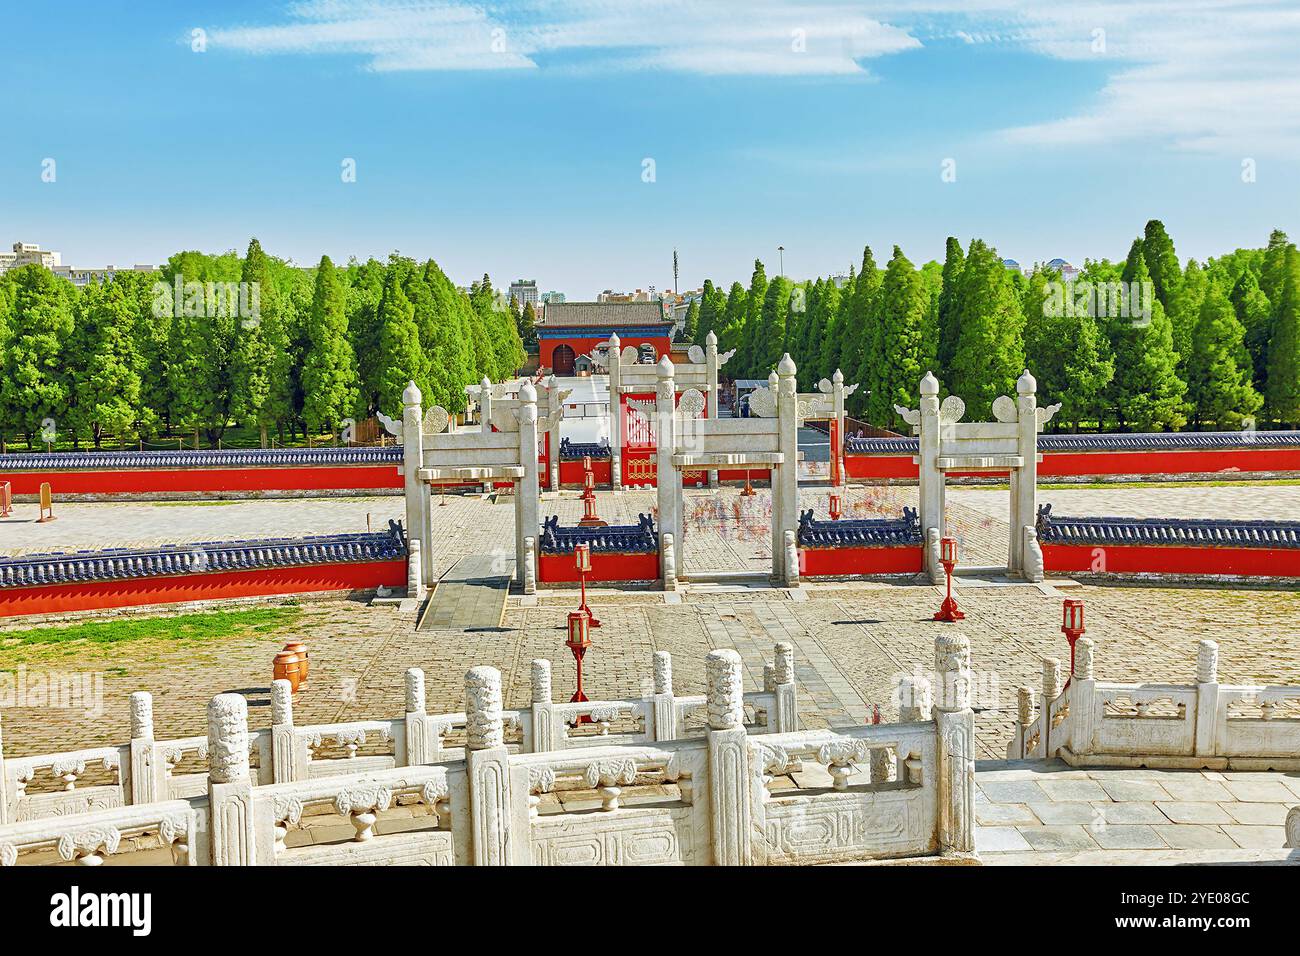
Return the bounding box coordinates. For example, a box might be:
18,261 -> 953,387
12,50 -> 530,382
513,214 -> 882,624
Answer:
1186,281 -> 1262,429
1261,229 -> 1291,307
948,240 -> 1025,415
423,260 -> 475,411
935,237 -> 965,381
346,258 -> 388,417
1108,240 -> 1187,430
841,247 -> 880,395
374,269 -> 425,420
230,238 -> 289,446
1142,220 -> 1184,315
301,255 -> 360,437
682,298 -> 700,344
1175,259 -> 1208,376
718,282 -> 747,355
1022,267 -> 1112,432
518,299 -> 538,349
69,278 -> 150,448
866,247 -> 928,428
0,265 -> 75,448
1229,268 -> 1273,394
1266,245 -> 1300,426
695,279 -> 725,346
755,276 -> 793,373
815,278 -> 842,383
737,260 -> 768,377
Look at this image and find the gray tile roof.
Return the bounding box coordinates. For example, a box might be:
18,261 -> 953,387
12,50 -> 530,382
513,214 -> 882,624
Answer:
797,508 -> 922,548
0,523 -> 408,588
538,301 -> 671,328
1035,504 -> 1300,549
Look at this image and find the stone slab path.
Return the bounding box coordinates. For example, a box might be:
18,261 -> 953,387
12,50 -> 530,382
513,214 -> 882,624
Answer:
975,759 -> 1300,863
417,555 -> 510,632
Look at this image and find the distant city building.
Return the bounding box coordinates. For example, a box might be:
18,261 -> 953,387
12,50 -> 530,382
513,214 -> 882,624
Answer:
1045,257 -> 1080,280
830,273 -> 850,288
541,291 -> 566,304
1002,258 -> 1021,272
0,241 -> 61,273
509,278 -> 538,309
0,241 -> 156,285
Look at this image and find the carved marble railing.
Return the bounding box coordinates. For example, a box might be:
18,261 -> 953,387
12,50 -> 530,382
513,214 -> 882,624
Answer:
1,636 -> 976,867
1008,639 -> 1300,770
0,800 -> 199,867
0,646 -> 797,823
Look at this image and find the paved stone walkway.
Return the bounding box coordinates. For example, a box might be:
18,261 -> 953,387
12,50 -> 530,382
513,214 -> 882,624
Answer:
417,555 -> 510,632
975,759 -> 1300,863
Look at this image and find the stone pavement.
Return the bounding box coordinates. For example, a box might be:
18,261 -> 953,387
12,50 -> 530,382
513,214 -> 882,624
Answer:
975,759 -> 1300,863
417,554 -> 510,631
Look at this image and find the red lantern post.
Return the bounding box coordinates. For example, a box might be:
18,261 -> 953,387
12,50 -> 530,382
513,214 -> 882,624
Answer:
1061,598 -> 1085,684
579,457 -> 606,527
828,494 -> 842,521
566,610 -> 592,705
741,469 -> 756,497
933,536 -> 965,622
574,543 -> 601,628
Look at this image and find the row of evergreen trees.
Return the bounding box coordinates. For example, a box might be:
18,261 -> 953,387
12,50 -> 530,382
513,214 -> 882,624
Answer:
683,221 -> 1300,431
0,240 -> 527,450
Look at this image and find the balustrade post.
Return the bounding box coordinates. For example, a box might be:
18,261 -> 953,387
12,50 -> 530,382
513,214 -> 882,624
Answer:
402,668 -> 427,766
608,334 -> 623,490
208,693 -> 256,866
705,649 -> 758,866
706,330 -> 720,488
934,634 -> 976,857
517,382 -> 542,591
917,372 -> 944,578
407,538 -> 425,601
656,357 -> 682,579
1041,657 -> 1063,757
269,679 -> 303,783
772,642 -> 798,733
651,651 -> 677,741
1011,371 -> 1039,575
465,667 -> 526,865
129,691 -> 162,805
774,355 -> 799,586
1070,638 -> 1097,757
0,716 -> 7,825
1194,640 -> 1220,758
530,659 -> 556,752
401,381 -> 433,588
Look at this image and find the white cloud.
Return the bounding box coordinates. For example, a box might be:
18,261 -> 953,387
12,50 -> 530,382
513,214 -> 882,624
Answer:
204,0 -> 1300,152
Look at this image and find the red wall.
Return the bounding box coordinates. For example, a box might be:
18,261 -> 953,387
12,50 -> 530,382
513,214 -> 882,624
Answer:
0,560 -> 408,618
798,546 -> 923,577
1,466 -> 402,497
558,458 -> 612,487
844,445 -> 1300,481
541,334 -> 673,370
538,551 -> 660,583
1042,545 -> 1300,578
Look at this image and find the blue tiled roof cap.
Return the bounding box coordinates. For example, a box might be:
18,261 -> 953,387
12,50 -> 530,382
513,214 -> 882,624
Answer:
558,439 -> 611,460
1035,504 -> 1300,549
539,514 -> 657,554
0,446 -> 404,471
797,507 -> 922,548
0,521 -> 407,588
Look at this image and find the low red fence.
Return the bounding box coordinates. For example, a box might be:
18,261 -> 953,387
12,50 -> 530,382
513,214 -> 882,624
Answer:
538,551 -> 659,583
799,546 -> 923,577
0,560 -> 407,618
1042,545 -> 1300,578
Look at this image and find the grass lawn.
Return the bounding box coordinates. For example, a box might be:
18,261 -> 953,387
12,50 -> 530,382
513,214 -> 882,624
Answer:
0,606 -> 303,667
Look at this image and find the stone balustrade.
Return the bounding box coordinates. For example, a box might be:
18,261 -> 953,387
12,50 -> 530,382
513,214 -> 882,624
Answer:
0,635 -> 976,867
1008,639 -> 1300,770
0,645 -> 798,825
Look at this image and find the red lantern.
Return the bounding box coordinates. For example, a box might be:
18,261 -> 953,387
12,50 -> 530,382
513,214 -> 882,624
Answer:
933,536 -> 965,622
1062,598 -> 1085,678
566,610 -> 592,705
574,543 -> 592,574
828,494 -> 842,521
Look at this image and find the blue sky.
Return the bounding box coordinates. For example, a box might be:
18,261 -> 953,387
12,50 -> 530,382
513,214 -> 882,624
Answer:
2,1 -> 1298,297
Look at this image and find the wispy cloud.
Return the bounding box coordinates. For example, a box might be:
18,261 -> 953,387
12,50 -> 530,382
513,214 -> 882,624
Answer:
204,0 -> 1300,152
206,1 -> 920,75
